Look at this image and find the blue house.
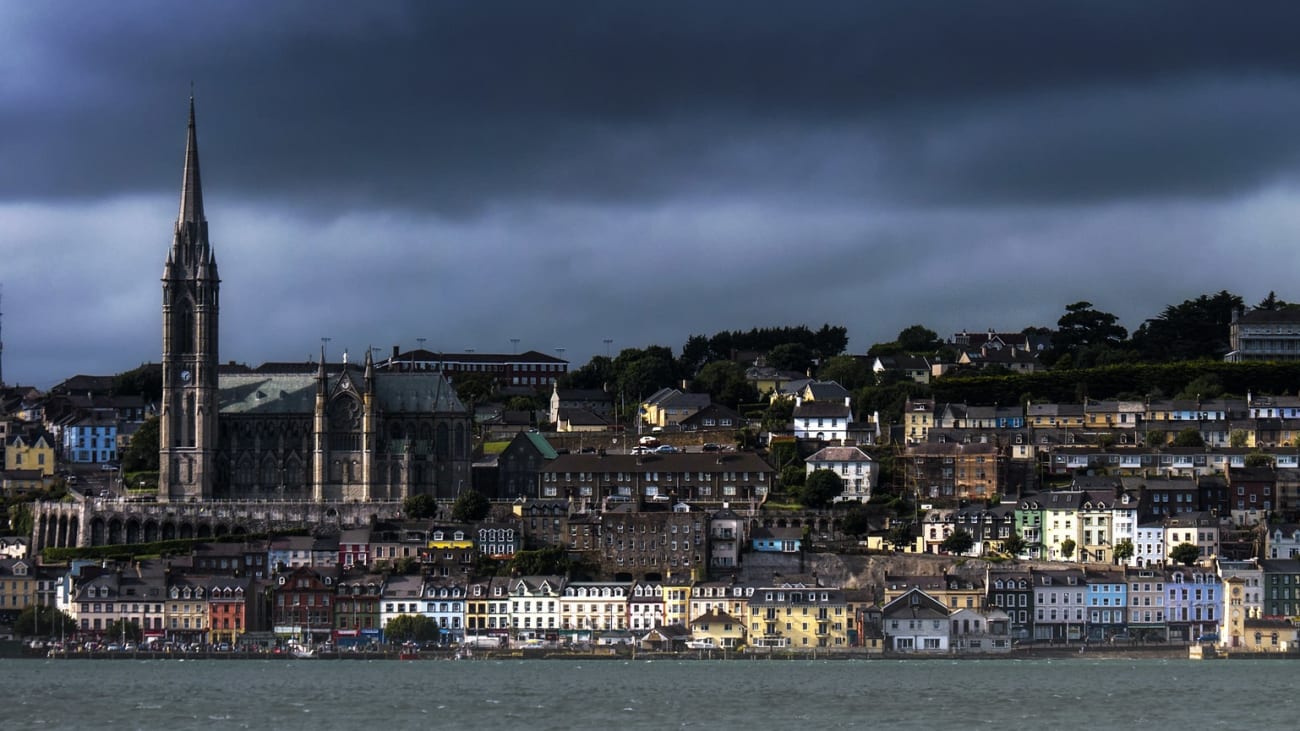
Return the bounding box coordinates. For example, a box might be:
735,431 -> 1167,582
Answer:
60,415 -> 118,464
1085,569 -> 1127,641
752,526 -> 802,553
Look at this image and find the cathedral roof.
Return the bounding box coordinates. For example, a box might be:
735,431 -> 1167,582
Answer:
218,370 -> 466,415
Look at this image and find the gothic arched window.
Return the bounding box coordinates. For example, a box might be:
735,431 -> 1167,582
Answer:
328,397 -> 363,451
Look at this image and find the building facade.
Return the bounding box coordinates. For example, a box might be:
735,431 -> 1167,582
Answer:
157,99 -> 470,503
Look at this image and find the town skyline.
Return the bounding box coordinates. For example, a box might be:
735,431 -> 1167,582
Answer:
5,3 -> 1300,388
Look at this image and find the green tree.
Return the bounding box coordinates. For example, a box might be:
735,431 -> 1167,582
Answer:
451,489 -> 490,523
941,529 -> 975,556
678,335 -> 713,377
616,347 -> 678,401
385,614 -> 441,643
1170,542 -> 1202,566
1050,301 -> 1128,365
104,619 -> 142,643
1175,374 -> 1224,401
1172,427 -> 1206,447
120,416 -> 160,472
1257,291 -> 1290,311
1130,291 -> 1243,362
8,502 -> 33,537
692,361 -> 758,408
1113,538 -> 1135,564
767,343 -> 814,373
1060,538 -> 1077,560
1245,451 -> 1275,468
760,399 -> 794,432
509,545 -> 571,576
452,371 -> 498,405
1001,532 -> 1026,558
403,494 -> 438,520
14,605 -> 76,637
887,524 -> 915,551
817,355 -> 872,391
1143,429 -> 1167,448
840,504 -> 871,537
1230,430 -> 1249,448
562,355 -> 615,391
780,465 -> 807,492
800,469 -> 843,509
896,325 -> 943,353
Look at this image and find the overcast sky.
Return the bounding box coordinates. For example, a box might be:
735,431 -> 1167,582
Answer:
5,1 -> 1300,389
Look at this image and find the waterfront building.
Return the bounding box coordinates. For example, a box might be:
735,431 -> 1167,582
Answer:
1164,566 -> 1219,642
880,587 -> 950,653
272,565 -> 337,646
1124,566 -> 1169,642
508,575 -> 564,643
1031,568 -> 1087,642
1084,569 -> 1127,642
333,571 -> 383,648
559,581 -> 631,642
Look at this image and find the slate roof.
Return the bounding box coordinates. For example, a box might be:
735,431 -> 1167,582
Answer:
806,446 -> 874,463
805,381 -> 850,402
219,369 -> 465,415
793,401 -> 850,418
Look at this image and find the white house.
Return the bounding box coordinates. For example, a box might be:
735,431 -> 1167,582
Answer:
508,575 -> 565,643
805,446 -> 877,503
792,398 -> 851,444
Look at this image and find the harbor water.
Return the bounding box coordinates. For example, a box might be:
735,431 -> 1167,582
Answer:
4,657 -> 1293,729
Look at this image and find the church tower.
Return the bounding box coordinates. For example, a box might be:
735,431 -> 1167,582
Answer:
160,97 -> 220,502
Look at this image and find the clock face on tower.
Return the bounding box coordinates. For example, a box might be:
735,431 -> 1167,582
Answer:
181,369 -> 191,383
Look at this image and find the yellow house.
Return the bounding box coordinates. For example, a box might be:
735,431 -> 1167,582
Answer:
747,584 -> 851,649
662,576 -> 693,627
903,398 -> 935,443
1241,617 -> 1300,652
689,607 -> 745,648
5,434 -> 55,476
0,558 -> 37,613
1084,400 -> 1144,430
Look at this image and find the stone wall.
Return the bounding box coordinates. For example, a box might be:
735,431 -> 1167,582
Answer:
31,497 -> 404,550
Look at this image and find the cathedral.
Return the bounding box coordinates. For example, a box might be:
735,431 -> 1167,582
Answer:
159,99 -> 471,503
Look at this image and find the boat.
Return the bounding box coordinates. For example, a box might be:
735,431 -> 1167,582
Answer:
291,647 -> 316,659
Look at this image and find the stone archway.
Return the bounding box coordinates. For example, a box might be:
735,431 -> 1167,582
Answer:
108,518 -> 124,545
162,522 -> 177,540
144,520 -> 160,543
90,517 -> 107,546
126,519 -> 142,544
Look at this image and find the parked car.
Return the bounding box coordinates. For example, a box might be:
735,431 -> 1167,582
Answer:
686,638 -> 716,649
1196,633 -> 1219,643
655,445 -> 677,454
101,463 -> 119,471
702,443 -> 721,452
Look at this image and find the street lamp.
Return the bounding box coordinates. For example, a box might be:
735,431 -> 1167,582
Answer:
510,338 -> 520,354
603,338 -> 613,359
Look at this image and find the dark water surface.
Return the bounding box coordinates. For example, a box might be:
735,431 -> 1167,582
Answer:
4,657 -> 1294,729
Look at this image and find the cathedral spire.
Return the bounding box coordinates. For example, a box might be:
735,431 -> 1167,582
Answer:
178,96 -> 205,227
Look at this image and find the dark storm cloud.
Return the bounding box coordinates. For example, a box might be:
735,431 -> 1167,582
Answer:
7,1 -> 1300,210
5,2 -> 1300,388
